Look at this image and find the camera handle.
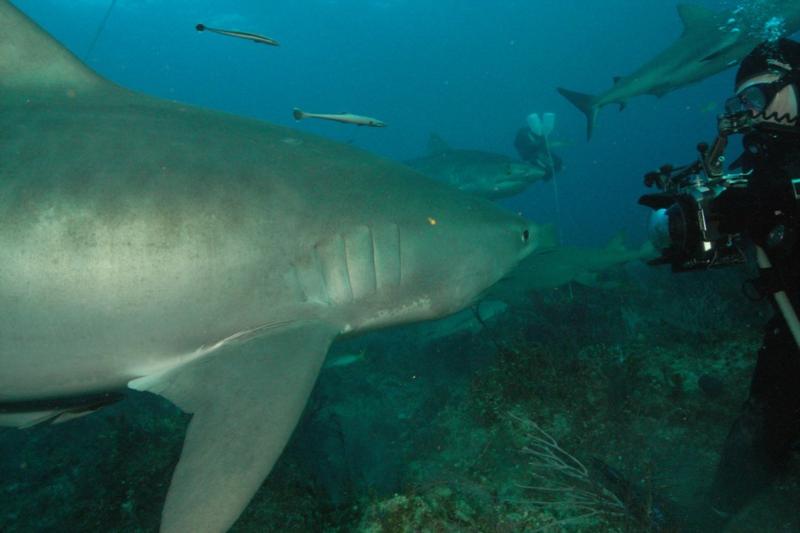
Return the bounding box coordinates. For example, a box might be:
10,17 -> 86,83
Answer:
698,134 -> 728,180
755,245 -> 800,352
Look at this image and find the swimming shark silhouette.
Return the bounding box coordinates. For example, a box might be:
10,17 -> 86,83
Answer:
0,2 -> 536,531
406,134 -> 548,200
490,231 -> 657,305
559,2 -> 800,140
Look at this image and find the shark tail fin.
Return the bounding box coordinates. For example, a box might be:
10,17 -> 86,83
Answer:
292,108 -> 306,120
557,87 -> 598,141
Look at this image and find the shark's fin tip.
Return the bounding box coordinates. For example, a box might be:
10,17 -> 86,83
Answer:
557,87 -> 598,141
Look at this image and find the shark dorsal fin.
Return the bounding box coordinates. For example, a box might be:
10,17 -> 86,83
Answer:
676,4 -> 716,35
0,2 -> 106,94
427,133 -> 451,155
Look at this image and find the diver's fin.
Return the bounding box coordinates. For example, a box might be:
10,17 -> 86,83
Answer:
527,113 -> 543,136
0,1 -> 107,94
130,320 -> 338,533
427,133 -> 451,155
677,4 -> 716,35
541,112 -> 556,137
557,87 -> 598,141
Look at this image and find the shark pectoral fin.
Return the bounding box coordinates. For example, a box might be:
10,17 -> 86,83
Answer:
132,321 -> 338,533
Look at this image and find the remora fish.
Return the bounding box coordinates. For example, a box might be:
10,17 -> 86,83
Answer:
196,23 -> 279,46
559,2 -> 800,140
410,299 -> 509,343
406,134 -> 548,200
323,349 -> 366,369
0,3 -> 536,532
293,107 -> 386,127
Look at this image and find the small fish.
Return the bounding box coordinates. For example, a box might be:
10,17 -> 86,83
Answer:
293,108 -> 386,127
195,23 -> 279,46
323,350 -> 367,369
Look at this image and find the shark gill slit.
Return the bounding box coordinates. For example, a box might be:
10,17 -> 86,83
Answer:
370,226 -> 380,293
343,225 -> 377,300
327,233 -> 353,303
343,230 -> 356,301
395,224 -> 403,287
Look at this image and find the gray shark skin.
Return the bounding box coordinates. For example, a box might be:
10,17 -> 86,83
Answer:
0,3 -> 537,531
405,134 -> 547,200
559,2 -> 800,140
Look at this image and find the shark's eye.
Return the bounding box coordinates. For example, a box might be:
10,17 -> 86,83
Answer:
521,229 -> 530,243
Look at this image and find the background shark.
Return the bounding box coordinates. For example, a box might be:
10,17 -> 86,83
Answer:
405,134 -> 548,200
559,2 -> 800,139
0,2 -> 537,531
491,232 -> 657,306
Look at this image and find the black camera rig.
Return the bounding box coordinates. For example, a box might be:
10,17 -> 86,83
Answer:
638,133 -> 751,272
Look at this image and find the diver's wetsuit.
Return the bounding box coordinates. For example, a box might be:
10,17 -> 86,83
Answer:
705,132 -> 800,522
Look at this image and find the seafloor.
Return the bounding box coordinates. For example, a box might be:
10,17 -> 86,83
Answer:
1,262 -> 798,532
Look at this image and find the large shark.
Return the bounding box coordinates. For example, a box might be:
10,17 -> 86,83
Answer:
0,2 -> 537,531
559,2 -> 800,140
405,134 -> 548,200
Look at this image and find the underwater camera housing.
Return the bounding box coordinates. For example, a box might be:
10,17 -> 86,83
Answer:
638,136 -> 751,272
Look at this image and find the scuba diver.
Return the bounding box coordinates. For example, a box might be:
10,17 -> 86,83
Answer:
514,112 -> 563,178
702,37 -> 800,528
640,38 -> 800,531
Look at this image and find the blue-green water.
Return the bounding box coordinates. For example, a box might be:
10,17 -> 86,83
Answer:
1,1 -> 798,531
